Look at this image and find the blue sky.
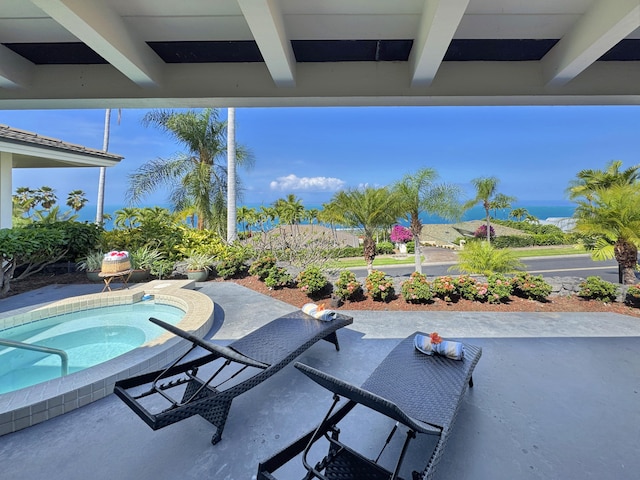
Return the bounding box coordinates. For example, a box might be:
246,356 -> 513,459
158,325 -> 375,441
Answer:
4,105 -> 639,211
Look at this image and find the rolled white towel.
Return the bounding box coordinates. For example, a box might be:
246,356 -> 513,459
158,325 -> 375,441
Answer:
302,303 -> 337,322
414,333 -> 464,361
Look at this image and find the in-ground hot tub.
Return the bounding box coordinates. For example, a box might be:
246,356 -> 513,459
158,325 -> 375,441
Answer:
0,280 -> 214,436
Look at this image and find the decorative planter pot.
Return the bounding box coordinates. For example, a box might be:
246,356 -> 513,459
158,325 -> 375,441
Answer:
187,270 -> 209,282
129,269 -> 150,283
86,271 -> 102,283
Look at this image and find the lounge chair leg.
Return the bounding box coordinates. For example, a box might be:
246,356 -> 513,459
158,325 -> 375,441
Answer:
323,331 -> 341,351
211,431 -> 222,445
469,376 -> 474,388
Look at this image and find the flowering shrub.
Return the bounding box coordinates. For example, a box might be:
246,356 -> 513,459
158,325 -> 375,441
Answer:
365,270 -> 395,302
400,272 -> 433,304
626,284 -> 640,299
334,270 -> 363,301
390,225 -> 413,244
625,284 -> 640,307
486,273 -> 513,304
297,266 -> 329,297
578,276 -> 618,302
248,255 -> 277,280
432,276 -> 458,302
216,247 -> 249,279
455,275 -> 481,300
264,266 -> 292,289
474,224 -> 495,239
511,272 -> 552,301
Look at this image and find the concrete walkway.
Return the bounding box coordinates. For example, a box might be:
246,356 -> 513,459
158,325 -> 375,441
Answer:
1,282 -> 639,479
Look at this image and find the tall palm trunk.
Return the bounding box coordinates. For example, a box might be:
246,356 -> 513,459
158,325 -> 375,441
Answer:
363,236 -> 376,274
227,107 -> 237,243
614,239 -> 638,285
484,200 -> 491,242
410,216 -> 423,274
96,109 -> 110,224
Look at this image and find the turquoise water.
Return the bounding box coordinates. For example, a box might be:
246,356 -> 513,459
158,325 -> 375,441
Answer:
0,302 -> 184,394
76,203 -> 576,230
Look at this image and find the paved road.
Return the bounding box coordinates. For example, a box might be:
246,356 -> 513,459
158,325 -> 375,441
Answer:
350,254 -> 623,283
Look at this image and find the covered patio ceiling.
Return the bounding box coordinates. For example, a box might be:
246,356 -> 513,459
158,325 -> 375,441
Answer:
0,0 -> 639,109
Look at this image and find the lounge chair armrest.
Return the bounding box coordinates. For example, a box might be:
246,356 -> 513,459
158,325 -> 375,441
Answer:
149,317 -> 269,369
294,362 -> 441,435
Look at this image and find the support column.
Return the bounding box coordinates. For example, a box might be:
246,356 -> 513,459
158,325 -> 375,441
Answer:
0,152 -> 12,229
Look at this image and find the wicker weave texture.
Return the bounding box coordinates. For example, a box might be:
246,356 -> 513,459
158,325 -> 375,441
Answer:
115,311 -> 353,444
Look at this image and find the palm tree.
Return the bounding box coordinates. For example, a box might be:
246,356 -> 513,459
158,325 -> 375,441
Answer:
258,205 -> 278,232
392,168 -> 462,273
451,240 -> 524,275
114,207 -> 142,229
489,193 -> 516,218
306,208 -> 320,232
127,108 -> 253,232
574,183 -> 640,284
317,202 -> 343,241
464,177 -> 502,242
567,160 -> 640,203
66,190 -> 87,212
13,187 -> 35,217
510,207 -> 529,221
237,205 -> 258,236
34,186 -> 57,210
325,187 -> 399,274
274,194 -> 305,226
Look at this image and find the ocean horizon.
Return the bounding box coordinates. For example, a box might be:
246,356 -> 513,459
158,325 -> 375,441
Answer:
75,203 -> 577,231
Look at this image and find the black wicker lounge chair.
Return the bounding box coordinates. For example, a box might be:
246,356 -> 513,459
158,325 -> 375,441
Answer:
114,311 -> 353,445
258,332 -> 482,480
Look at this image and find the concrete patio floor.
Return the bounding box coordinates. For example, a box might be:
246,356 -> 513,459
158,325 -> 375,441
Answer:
1,281 -> 639,479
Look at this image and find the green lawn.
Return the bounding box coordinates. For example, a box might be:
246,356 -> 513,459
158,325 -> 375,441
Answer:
334,245 -> 586,268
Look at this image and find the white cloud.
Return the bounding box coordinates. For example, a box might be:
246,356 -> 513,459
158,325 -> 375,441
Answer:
270,174 -> 345,192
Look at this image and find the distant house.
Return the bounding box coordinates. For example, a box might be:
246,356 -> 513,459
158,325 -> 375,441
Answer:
0,125 -> 123,228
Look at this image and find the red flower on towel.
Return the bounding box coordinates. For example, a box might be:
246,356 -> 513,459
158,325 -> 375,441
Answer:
429,332 -> 443,344
316,303 -> 325,312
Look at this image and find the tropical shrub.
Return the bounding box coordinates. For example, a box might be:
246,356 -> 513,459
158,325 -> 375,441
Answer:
432,275 -> 458,302
264,266 -> 292,290
1,222 -> 103,295
130,246 -> 163,270
333,246 -> 364,258
365,270 -> 395,302
248,255 -> 277,280
625,284 -> 640,307
455,275 -> 481,301
102,207 -> 185,260
626,284 -> 640,298
578,276 -> 618,302
376,241 -> 395,255
400,272 -> 433,304
215,245 -> 250,279
333,270 -> 363,301
297,266 -> 329,297
511,272 -> 553,301
150,259 -> 176,279
390,225 -> 412,244
474,224 -> 495,239
177,228 -> 227,259
486,273 -> 513,304
453,240 -> 524,275
77,251 -> 104,272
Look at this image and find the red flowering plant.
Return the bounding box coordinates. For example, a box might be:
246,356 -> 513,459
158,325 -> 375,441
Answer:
390,225 -> 412,244
474,224 -> 495,239
432,275 -> 458,302
365,270 -> 395,302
